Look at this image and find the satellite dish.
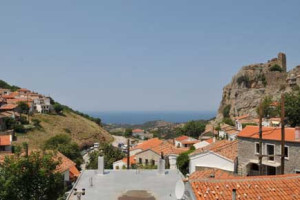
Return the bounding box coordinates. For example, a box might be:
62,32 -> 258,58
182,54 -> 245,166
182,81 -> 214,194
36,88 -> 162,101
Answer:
175,179 -> 185,200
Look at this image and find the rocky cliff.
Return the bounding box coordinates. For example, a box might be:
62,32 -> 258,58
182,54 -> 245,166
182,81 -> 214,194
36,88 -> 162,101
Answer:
216,53 -> 300,121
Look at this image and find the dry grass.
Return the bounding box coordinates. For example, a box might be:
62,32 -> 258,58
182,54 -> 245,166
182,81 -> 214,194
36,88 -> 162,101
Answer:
13,111 -> 113,149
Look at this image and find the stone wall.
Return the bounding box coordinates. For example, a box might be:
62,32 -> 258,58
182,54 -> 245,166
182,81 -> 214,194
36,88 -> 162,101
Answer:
238,137 -> 300,175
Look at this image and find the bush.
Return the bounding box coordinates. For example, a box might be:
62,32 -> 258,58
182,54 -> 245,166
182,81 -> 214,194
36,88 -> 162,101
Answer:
19,116 -> 29,125
14,124 -> 26,133
32,119 -> 41,127
222,118 -> 234,126
223,105 -> 231,118
237,75 -> 250,87
53,103 -> 64,114
269,64 -> 283,72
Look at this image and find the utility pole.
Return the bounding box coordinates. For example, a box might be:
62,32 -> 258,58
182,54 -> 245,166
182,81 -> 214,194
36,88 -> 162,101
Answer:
127,138 -> 130,169
258,102 -> 263,175
281,94 -> 285,174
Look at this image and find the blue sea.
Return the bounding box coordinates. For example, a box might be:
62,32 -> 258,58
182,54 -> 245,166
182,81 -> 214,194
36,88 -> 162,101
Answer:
88,111 -> 216,125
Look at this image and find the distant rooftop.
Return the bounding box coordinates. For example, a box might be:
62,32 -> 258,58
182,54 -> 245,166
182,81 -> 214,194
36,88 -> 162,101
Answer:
68,169 -> 186,200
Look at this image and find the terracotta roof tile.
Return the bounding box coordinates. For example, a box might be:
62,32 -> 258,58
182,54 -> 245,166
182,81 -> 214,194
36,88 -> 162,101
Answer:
150,142 -> 189,155
175,135 -> 189,141
131,138 -> 163,151
238,126 -> 298,142
132,129 -> 144,133
69,165 -> 80,178
122,155 -> 136,165
190,174 -> 300,200
0,104 -> 18,110
55,151 -> 77,173
190,140 -> 238,161
0,135 -> 11,146
190,169 -> 236,180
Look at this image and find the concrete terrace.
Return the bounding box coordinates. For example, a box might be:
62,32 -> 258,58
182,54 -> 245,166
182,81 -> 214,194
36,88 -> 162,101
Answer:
68,169 -> 186,200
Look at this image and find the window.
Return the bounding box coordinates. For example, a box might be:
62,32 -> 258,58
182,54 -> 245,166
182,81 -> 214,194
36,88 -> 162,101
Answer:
145,159 -> 149,165
139,158 -> 142,164
266,144 -> 275,161
284,146 -> 289,159
295,170 -> 300,174
151,160 -> 155,166
255,143 -> 260,154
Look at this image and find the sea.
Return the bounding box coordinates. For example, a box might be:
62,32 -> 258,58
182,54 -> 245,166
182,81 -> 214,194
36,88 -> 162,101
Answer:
88,111 -> 216,125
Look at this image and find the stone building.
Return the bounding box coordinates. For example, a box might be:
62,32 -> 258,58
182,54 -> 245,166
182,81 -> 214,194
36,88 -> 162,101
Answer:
237,126 -> 300,176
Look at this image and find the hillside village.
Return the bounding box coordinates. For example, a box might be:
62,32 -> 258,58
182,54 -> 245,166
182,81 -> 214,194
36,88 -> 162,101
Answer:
2,55 -> 300,199
64,53 -> 300,199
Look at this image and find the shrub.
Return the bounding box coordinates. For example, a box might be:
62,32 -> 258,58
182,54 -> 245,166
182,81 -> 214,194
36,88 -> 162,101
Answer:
223,105 -> 231,118
14,124 -> 26,133
53,103 -> 64,114
237,75 -> 250,87
222,118 -> 234,126
32,119 -> 41,127
269,64 -> 283,72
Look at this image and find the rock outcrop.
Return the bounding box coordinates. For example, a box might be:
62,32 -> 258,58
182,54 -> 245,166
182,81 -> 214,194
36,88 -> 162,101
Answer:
216,53 -> 299,121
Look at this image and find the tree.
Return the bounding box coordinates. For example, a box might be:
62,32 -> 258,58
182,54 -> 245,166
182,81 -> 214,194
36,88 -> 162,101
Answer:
44,134 -> 83,168
87,143 -> 125,169
176,152 -> 190,175
0,150 -> 65,200
176,121 -> 206,138
256,96 -> 279,118
269,64 -> 283,72
53,103 -> 64,114
18,101 -> 29,114
284,92 -> 300,127
124,128 -> 133,138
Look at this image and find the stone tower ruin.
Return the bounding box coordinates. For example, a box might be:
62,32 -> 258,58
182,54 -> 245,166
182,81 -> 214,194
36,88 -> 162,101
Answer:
278,52 -> 287,72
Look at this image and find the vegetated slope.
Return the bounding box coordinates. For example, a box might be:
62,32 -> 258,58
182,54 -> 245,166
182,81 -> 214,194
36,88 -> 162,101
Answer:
14,110 -> 113,148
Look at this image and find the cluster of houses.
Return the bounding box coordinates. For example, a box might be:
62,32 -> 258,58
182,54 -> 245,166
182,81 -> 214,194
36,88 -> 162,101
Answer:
67,112 -> 300,199
0,88 -> 52,115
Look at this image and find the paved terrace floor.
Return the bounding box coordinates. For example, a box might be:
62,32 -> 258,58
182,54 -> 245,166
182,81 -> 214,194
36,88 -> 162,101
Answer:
68,169 -> 185,200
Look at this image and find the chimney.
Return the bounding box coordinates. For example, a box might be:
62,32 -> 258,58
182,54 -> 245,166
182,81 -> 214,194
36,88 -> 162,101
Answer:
213,137 -> 216,143
232,189 -> 236,200
158,158 -> 165,175
295,127 -> 300,140
98,156 -> 104,175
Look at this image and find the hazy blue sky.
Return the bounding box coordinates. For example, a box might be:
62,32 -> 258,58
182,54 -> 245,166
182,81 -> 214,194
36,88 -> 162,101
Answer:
1,1 -> 300,112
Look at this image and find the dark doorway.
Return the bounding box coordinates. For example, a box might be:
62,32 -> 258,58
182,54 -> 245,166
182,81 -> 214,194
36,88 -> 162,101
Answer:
267,166 -> 276,175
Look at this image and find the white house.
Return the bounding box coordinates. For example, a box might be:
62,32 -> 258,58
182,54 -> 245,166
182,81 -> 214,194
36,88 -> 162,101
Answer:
193,138 -> 214,149
175,135 -> 198,148
33,97 -> 52,113
189,140 -> 237,174
113,155 -> 136,170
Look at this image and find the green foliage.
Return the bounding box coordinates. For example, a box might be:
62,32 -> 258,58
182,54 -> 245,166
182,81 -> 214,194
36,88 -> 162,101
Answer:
44,134 -> 83,169
87,143 -> 125,169
32,119 -> 41,127
176,149 -> 195,175
124,128 -> 133,138
284,92 -> 300,127
237,75 -> 250,87
256,73 -> 267,86
0,80 -> 20,91
14,124 -> 26,133
0,150 -> 65,200
189,145 -> 196,151
3,117 -> 16,130
19,116 -> 29,125
270,64 -> 283,72
17,101 -> 29,114
53,103 -> 64,114
175,121 -> 206,138
223,105 -> 231,118
222,118 -> 234,126
256,96 -> 280,118
63,128 -> 71,133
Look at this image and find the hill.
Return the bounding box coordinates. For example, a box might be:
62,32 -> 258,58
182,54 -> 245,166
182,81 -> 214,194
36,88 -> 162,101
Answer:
216,52 -> 299,121
14,110 -> 113,149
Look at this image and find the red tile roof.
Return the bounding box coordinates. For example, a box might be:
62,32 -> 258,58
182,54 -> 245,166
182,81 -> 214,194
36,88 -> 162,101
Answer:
69,165 -> 80,178
131,138 -> 163,151
150,142 -> 189,156
55,152 -> 77,173
132,129 -> 144,133
181,140 -> 199,145
122,155 -> 136,165
190,173 -> 300,200
175,135 -> 189,141
190,169 -> 236,180
0,135 -> 11,146
238,126 -> 298,142
190,140 -> 238,161
0,104 -> 18,110
2,92 -> 19,99
205,138 -> 214,144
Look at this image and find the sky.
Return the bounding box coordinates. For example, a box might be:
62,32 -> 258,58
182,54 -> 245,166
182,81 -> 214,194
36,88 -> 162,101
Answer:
0,1 -> 300,112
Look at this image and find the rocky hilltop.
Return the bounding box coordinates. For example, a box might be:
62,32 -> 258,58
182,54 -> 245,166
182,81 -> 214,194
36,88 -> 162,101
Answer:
216,53 -> 300,121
